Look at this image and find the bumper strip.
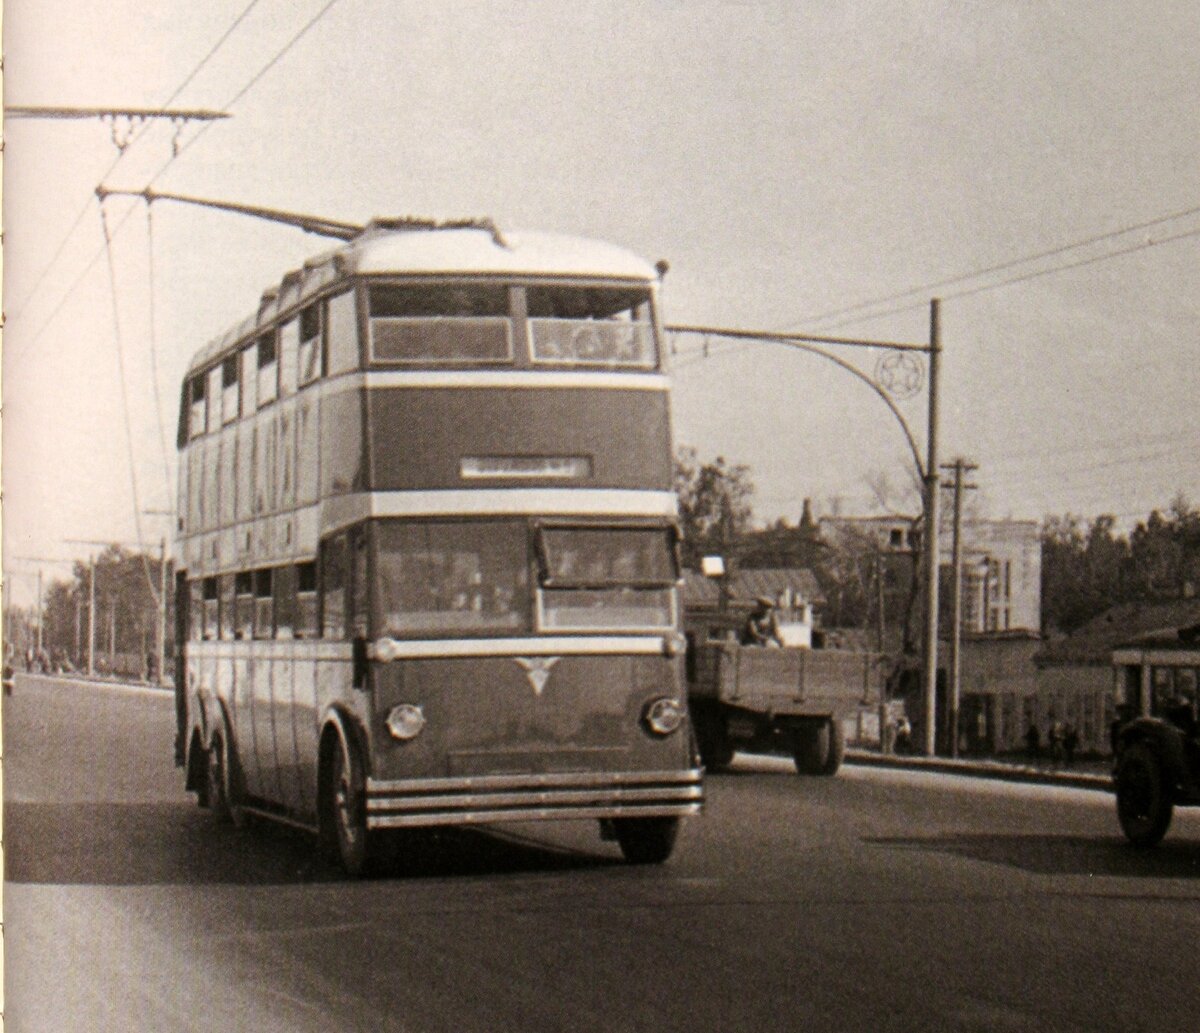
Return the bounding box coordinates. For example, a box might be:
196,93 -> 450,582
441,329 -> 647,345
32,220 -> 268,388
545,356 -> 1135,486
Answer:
365,767 -> 704,829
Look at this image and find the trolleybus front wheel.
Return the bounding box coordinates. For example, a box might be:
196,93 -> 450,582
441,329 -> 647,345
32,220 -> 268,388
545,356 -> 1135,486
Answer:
323,735 -> 376,876
613,816 -> 679,864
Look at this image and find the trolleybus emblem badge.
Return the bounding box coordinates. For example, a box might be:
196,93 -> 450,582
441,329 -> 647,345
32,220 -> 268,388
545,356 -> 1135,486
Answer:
514,656 -> 560,696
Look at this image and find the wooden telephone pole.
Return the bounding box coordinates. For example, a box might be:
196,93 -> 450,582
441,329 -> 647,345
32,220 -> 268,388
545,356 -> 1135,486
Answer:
942,457 -> 978,757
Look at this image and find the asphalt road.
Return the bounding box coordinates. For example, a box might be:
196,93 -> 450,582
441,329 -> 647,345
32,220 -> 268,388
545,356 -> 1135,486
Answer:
4,674 -> 1199,1033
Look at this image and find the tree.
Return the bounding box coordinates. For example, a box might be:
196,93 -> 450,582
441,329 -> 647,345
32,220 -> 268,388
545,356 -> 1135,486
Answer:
674,447 -> 756,568
1040,498 -> 1200,634
39,544 -> 173,670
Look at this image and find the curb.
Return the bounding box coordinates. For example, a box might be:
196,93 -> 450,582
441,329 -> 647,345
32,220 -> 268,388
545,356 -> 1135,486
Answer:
845,750 -> 1113,793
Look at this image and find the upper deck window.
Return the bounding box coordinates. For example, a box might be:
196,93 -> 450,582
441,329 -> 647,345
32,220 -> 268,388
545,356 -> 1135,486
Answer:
368,284 -> 512,364
526,286 -> 656,368
239,347 -> 258,417
221,356 -> 240,425
327,291 -> 359,375
299,302 -> 323,385
257,333 -> 278,406
189,374 -> 207,440
279,319 -> 300,398
206,367 -> 223,434
537,525 -> 676,630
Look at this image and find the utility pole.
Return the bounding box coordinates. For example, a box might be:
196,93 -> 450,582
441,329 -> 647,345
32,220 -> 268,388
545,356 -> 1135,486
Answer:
36,569 -> 44,654
876,550 -> 890,753
158,537 -> 168,685
88,558 -> 96,676
142,511 -> 175,687
941,457 -> 978,758
664,297 -> 944,754
921,300 -> 942,756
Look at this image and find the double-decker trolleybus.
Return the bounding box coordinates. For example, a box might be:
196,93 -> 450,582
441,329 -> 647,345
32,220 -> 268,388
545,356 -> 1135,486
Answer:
174,218 -> 702,873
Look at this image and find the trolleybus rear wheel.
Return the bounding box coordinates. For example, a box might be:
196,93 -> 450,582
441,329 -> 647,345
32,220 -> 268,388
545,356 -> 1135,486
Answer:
204,736 -> 232,823
218,730 -> 250,829
613,816 -> 679,864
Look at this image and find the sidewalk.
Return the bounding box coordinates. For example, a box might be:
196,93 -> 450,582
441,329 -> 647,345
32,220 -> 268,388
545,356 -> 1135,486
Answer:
845,748 -> 1113,793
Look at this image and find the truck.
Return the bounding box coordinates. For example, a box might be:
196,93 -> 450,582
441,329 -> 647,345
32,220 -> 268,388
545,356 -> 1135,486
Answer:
1111,624 -> 1200,846
686,638 -> 887,775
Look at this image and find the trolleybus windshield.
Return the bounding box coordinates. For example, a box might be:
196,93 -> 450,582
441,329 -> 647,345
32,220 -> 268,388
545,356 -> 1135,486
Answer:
537,525 -> 677,631
366,282 -> 657,367
376,520 -> 530,636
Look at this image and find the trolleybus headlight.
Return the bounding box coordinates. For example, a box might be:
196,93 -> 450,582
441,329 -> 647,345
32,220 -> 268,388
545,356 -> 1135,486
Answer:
386,704 -> 426,741
643,697 -> 685,737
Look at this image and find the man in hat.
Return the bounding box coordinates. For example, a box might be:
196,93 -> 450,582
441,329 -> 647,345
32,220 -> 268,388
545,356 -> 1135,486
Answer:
742,596 -> 783,647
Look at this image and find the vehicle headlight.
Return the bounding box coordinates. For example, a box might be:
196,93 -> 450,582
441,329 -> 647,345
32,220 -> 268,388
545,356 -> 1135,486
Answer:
386,704 -> 426,741
643,697 -> 685,736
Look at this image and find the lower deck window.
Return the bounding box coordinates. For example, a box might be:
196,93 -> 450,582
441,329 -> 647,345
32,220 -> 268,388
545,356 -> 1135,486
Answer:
377,521 -> 528,636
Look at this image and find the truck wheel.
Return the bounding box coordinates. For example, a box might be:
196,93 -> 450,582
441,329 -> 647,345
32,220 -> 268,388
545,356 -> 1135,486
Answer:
613,817 -> 679,864
695,712 -> 734,771
793,719 -> 844,776
792,721 -> 826,775
820,719 -> 846,776
1116,742 -> 1173,847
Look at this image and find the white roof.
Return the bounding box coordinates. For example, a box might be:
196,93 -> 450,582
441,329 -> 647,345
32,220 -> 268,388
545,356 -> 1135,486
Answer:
348,225 -> 658,279
186,223 -> 659,375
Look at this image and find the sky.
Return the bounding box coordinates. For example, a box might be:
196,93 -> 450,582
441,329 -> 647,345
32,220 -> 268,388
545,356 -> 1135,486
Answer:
3,0 -> 1198,603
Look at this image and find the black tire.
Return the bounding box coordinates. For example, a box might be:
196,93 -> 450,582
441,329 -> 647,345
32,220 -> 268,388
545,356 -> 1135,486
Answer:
204,736 -> 232,823
793,721 -> 825,775
793,718 -> 845,776
820,718 -> 846,776
323,735 -> 375,876
613,816 -> 680,864
695,711 -> 734,772
1116,742 -> 1174,847
219,730 -> 250,829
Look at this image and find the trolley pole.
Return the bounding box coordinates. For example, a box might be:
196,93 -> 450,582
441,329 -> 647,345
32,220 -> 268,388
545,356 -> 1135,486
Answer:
920,300 -> 942,756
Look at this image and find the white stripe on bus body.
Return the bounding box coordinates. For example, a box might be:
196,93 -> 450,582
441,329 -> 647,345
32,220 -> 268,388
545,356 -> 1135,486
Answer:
187,635 -> 674,662
187,639 -> 352,661
320,488 -> 678,534
368,635 -> 669,660
360,370 -> 670,392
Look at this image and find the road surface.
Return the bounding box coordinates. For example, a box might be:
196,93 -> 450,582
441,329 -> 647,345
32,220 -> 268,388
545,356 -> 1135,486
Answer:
4,674 -> 1199,1032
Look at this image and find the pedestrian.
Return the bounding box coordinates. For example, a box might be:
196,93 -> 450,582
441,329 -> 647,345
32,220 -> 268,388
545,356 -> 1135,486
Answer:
894,716 -> 913,754
1024,721 -> 1041,764
1048,718 -> 1065,767
1063,723 -> 1078,767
